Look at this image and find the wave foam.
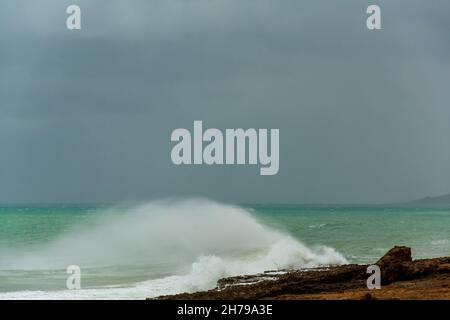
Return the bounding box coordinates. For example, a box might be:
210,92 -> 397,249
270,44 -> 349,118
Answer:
0,199 -> 347,299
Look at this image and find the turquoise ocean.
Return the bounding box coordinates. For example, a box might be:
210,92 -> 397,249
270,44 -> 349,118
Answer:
0,199 -> 449,299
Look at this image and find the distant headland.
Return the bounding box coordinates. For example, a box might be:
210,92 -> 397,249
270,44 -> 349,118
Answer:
408,194 -> 450,205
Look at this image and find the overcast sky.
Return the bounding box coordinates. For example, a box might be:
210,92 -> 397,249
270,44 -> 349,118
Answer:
1,0 -> 450,204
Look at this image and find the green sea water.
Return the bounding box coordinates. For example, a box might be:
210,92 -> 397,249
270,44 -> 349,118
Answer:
0,202 -> 449,299
254,205 -> 450,263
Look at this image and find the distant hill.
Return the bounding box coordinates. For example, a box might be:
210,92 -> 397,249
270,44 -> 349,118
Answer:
409,194 -> 450,205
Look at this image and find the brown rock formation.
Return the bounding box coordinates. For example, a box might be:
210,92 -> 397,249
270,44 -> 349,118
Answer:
155,247 -> 450,300
376,246 -> 413,284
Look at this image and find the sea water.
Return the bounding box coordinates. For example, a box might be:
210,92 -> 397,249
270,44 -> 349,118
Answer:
0,199 -> 449,299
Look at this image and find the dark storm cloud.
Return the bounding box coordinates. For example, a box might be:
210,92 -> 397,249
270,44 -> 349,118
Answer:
1,0 -> 450,204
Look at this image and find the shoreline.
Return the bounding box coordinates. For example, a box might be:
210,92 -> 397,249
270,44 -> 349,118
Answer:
156,247 -> 450,300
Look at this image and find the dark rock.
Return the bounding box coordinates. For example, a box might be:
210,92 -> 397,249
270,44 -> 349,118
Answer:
155,247 -> 450,300
376,246 -> 412,284
363,293 -> 376,300
376,246 -> 412,265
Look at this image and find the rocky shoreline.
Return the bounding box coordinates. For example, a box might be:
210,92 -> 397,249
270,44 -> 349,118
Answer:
156,247 -> 450,300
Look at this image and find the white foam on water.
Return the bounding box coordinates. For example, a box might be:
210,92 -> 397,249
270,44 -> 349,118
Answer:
431,239 -> 449,245
0,199 -> 347,300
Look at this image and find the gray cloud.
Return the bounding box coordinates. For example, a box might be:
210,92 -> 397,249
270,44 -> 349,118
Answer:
1,0 -> 450,204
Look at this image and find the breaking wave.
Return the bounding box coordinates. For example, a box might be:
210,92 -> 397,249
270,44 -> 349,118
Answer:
0,199 -> 347,299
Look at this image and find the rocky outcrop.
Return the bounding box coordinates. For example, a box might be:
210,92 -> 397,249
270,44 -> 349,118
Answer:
376,246 -> 413,284
156,247 -> 450,300
375,246 -> 450,284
